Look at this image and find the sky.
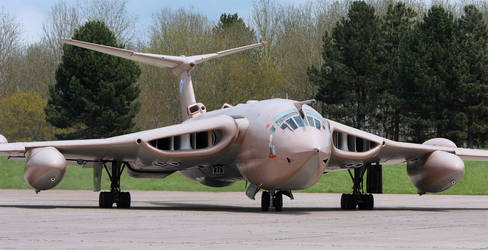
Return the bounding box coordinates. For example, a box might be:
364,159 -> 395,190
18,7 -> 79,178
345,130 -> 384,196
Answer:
1,0 -> 308,44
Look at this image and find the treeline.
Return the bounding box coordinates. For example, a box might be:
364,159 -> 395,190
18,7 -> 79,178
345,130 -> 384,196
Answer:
310,1 -> 488,147
1,0 -> 488,147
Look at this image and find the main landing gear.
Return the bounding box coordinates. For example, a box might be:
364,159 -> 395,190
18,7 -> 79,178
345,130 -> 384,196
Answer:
261,190 -> 293,212
99,161 -> 131,208
341,163 -> 382,210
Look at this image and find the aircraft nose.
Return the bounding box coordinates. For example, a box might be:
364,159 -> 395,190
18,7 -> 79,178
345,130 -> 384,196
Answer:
286,130 -> 331,166
276,138 -> 331,190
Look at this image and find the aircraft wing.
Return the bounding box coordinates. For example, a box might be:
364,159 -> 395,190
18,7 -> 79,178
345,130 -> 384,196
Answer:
0,115 -> 249,171
327,120 -> 488,168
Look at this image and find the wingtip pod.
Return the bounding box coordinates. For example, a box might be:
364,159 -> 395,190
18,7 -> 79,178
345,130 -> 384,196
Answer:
407,150 -> 465,194
24,147 -> 67,192
0,134 -> 7,144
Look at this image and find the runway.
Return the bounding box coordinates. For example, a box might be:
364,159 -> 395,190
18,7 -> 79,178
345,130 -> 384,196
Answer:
0,190 -> 487,249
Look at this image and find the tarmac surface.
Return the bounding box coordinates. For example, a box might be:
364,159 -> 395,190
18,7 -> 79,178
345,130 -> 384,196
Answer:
0,190 -> 487,249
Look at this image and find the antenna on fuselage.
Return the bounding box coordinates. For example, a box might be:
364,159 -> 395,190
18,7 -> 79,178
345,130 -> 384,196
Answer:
294,99 -> 316,119
62,39 -> 267,120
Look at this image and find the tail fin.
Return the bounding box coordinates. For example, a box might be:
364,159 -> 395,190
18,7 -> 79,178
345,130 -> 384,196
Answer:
62,39 -> 266,120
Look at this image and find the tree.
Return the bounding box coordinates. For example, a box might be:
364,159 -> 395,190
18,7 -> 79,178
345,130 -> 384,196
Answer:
0,92 -> 55,142
400,5 -> 463,143
456,5 -> 488,147
214,13 -> 255,48
0,8 -> 21,95
0,8 -> 21,68
45,20 -> 141,139
136,8 -> 212,129
309,1 -> 382,130
378,2 -> 417,140
42,0 -> 136,63
41,0 -> 81,62
209,13 -> 261,106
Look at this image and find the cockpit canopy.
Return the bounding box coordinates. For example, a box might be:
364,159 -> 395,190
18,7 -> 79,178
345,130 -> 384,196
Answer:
273,108 -> 328,132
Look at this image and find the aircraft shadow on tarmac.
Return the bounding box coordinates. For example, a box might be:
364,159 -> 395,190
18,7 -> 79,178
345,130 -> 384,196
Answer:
1,202 -> 488,214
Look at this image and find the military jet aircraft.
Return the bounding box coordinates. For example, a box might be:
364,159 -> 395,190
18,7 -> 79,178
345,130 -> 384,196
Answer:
1,39 -> 488,211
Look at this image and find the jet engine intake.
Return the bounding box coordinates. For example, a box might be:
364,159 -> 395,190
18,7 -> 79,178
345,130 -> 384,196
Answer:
407,150 -> 464,194
24,147 -> 67,192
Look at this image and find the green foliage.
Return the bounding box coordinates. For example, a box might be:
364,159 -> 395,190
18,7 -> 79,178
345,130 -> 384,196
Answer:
310,2 -> 488,145
213,13 -> 255,47
136,10 -> 284,128
309,1 -> 383,130
456,5 -> 488,147
0,91 -> 56,142
378,2 -> 416,140
45,20 -> 141,139
400,5 -> 464,143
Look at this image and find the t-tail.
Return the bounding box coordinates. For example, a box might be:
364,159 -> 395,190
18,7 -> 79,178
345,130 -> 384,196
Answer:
62,39 -> 266,120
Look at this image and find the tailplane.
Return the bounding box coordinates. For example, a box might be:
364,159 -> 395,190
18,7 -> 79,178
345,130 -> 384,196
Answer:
63,39 -> 266,120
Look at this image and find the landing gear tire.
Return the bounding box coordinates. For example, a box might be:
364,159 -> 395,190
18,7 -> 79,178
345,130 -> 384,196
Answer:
341,165 -> 378,210
340,193 -> 356,210
99,161 -> 131,209
357,194 -> 373,210
261,191 -> 270,211
99,191 -> 113,208
117,192 -> 131,208
273,192 -> 283,212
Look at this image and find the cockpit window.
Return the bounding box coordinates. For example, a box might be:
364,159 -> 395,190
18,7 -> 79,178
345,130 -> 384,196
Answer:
307,116 -> 314,128
286,118 -> 298,130
293,116 -> 304,127
274,108 -> 328,132
274,110 -> 299,124
314,119 -> 321,129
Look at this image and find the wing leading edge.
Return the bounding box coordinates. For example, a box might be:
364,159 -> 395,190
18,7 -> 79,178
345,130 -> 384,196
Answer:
327,120 -> 488,168
0,115 -> 248,167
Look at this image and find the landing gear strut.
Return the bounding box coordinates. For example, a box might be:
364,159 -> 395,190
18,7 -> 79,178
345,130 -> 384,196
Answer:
261,190 -> 293,212
99,161 -> 131,208
341,164 -> 374,210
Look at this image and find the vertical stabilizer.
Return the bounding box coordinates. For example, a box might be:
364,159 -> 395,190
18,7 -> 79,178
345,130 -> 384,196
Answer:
177,70 -> 197,120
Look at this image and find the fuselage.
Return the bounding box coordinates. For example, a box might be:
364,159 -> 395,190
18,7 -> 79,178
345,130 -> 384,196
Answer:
177,99 -> 332,190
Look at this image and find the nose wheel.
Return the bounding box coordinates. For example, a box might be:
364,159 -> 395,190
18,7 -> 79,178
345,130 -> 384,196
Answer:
261,190 -> 292,212
261,191 -> 270,211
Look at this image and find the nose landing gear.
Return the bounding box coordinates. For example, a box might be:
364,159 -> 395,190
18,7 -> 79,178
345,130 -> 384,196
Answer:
261,190 -> 293,212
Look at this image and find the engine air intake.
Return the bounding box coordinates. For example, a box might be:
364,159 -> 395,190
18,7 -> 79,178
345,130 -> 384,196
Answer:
332,131 -> 378,152
148,130 -> 223,151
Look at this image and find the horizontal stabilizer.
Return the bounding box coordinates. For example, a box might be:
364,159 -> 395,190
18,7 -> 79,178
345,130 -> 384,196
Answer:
63,39 -> 183,68
62,39 -> 266,70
